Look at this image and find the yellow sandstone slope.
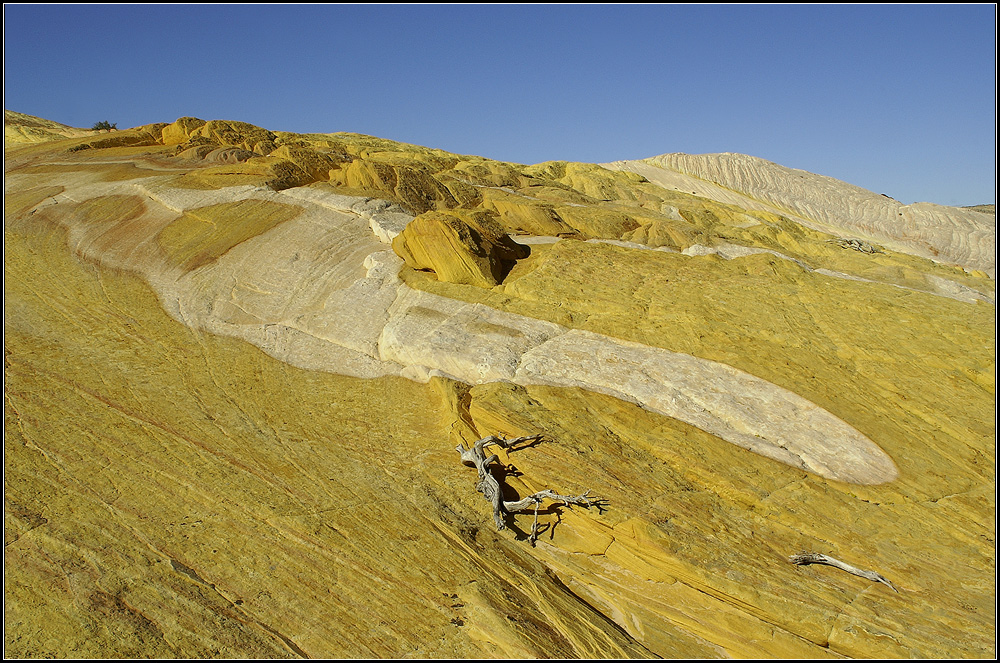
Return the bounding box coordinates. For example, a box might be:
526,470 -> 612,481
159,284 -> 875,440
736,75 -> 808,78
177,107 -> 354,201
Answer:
3,110 -> 98,144
4,113 -> 996,658
606,152 -> 996,278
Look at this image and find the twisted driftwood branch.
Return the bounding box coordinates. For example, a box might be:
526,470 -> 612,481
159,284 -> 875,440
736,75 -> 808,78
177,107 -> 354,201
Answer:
790,552 -> 898,593
826,237 -> 884,254
456,434 -> 600,542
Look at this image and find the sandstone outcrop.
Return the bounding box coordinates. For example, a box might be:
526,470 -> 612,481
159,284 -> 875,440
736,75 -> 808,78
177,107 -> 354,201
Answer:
606,152 -> 997,277
4,109 -> 96,143
392,209 -> 530,287
330,158 -> 461,213
4,112 -> 995,658
160,116 -> 208,145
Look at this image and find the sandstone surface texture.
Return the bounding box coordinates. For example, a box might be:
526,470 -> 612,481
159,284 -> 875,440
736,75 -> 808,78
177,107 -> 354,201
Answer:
4,112 -> 996,658
605,152 -> 997,278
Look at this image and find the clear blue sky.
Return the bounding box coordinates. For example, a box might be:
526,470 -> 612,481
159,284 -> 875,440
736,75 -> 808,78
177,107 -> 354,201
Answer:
4,4 -> 996,206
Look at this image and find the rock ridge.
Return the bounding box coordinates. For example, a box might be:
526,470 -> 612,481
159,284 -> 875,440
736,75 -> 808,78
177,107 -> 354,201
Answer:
5,112 -> 995,658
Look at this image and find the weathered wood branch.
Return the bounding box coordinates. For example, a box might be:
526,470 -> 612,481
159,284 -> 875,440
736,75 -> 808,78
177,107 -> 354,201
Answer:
456,433 -> 600,540
826,237 -> 884,254
789,552 -> 898,592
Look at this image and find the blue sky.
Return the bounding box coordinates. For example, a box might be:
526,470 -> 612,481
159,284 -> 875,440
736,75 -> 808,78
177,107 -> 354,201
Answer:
4,4 -> 996,206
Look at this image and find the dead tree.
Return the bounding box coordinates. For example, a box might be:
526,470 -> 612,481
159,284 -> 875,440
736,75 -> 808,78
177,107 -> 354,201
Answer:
826,237 -> 884,254
790,552 -> 898,592
456,434 -> 600,543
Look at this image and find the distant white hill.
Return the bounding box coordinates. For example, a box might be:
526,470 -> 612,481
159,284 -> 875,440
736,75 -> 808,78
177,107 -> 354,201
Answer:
606,152 -> 995,277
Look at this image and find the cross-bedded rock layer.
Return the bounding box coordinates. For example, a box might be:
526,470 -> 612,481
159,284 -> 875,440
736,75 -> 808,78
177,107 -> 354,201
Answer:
5,114 -> 995,658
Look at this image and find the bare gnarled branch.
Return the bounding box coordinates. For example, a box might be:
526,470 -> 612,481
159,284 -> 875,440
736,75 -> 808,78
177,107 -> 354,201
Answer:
790,552 -> 898,593
456,433 -> 601,540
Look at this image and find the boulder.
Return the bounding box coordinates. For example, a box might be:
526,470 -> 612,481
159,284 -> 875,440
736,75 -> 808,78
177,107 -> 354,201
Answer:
392,209 -> 528,287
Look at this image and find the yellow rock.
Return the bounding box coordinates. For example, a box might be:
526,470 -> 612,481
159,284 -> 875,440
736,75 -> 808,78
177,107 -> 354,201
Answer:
268,144 -> 339,182
614,152 -> 998,277
161,116 -> 208,145
525,160 -> 650,202
189,119 -> 277,153
169,155 -> 313,191
479,187 -> 575,236
156,199 -> 302,272
448,158 -> 527,188
553,205 -> 639,238
331,158 -> 458,213
4,110 -> 94,145
622,215 -> 702,250
392,209 -> 528,287
65,123 -> 167,153
438,175 -> 484,208
3,111 -> 995,658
